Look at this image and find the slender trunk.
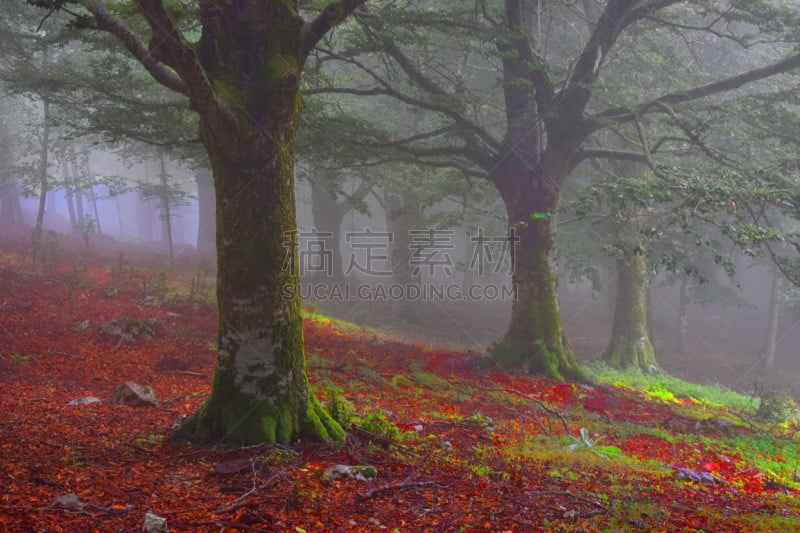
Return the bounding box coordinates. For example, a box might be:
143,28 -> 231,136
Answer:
63,162 -> 78,230
0,92 -> 22,226
70,149 -> 85,229
88,185 -> 102,236
74,191 -> 85,225
137,192 -> 154,242
676,275 -> 690,353
601,249 -> 657,371
1,183 -> 24,226
491,166 -> 586,382
195,167 -> 216,256
763,267 -> 782,369
115,195 -> 124,236
33,98 -> 50,265
158,153 -> 174,261
309,178 -> 346,283
461,231 -> 474,293
385,187 -> 422,323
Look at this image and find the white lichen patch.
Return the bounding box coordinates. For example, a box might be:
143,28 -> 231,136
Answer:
222,329 -> 280,398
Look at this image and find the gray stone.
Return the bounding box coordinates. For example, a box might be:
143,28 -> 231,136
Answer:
322,464 -> 378,482
142,512 -> 168,533
111,382 -> 157,407
67,396 -> 102,406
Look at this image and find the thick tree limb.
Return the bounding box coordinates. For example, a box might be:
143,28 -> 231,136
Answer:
502,0 -> 554,120
302,0 -> 368,57
649,52 -> 800,109
595,52 -> 800,125
81,0 -> 187,95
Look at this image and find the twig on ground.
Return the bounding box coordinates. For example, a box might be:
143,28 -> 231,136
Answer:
361,480 -> 444,499
211,471 -> 287,514
497,388 -> 572,435
527,489 -> 620,519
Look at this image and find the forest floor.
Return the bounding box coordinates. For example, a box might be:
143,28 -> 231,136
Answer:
1,233 -> 800,532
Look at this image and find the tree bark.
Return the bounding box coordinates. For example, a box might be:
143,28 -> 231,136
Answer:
148,0 -> 363,445
157,153 -> 174,261
195,167 -> 215,256
601,249 -> 657,371
175,116 -> 342,444
310,177 -> 346,283
137,192 -> 154,242
490,164 -> 586,382
33,97 -> 50,263
385,186 -> 422,323
0,183 -> 24,227
62,158 -> 78,231
676,275 -> 690,354
0,108 -> 23,227
763,266 -> 782,369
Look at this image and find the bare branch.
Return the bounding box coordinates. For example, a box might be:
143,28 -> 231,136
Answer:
315,49 -> 500,156
577,148 -> 648,164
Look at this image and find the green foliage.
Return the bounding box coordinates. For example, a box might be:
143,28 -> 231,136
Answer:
754,387 -> 793,425
585,361 -> 753,413
325,387 -> 355,428
565,427 -> 623,459
356,410 -> 404,442
727,434 -> 800,490
462,413 -> 494,431
188,260 -> 214,305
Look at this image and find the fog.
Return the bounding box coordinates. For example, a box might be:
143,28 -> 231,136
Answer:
2,143 -> 797,395
1,0 -> 799,398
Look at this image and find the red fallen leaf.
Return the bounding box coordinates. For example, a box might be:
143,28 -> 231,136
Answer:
425,353 -> 454,370
543,383 -> 576,405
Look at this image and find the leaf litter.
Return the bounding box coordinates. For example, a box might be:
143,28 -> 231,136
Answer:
0,243 -> 798,532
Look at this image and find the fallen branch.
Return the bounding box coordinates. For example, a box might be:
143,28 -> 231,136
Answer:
497,388 -> 572,436
211,471 -> 286,514
361,480 -> 444,499
527,489 -> 620,519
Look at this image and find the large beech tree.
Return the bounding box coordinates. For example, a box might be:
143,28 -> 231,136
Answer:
34,0 -> 365,444
313,0 -> 800,381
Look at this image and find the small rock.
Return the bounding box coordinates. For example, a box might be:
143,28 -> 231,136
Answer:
112,382 -> 157,407
142,512 -> 168,533
322,464 -> 378,482
53,493 -> 83,511
67,396 -> 102,406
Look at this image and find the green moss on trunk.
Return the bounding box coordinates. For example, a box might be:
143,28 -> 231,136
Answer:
601,250 -> 658,371
171,5 -> 344,442
491,213 -> 588,383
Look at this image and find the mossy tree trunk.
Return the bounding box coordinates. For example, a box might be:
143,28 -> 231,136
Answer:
84,0 -> 365,445
601,247 -> 657,371
177,121 -> 342,444
490,162 -> 586,382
